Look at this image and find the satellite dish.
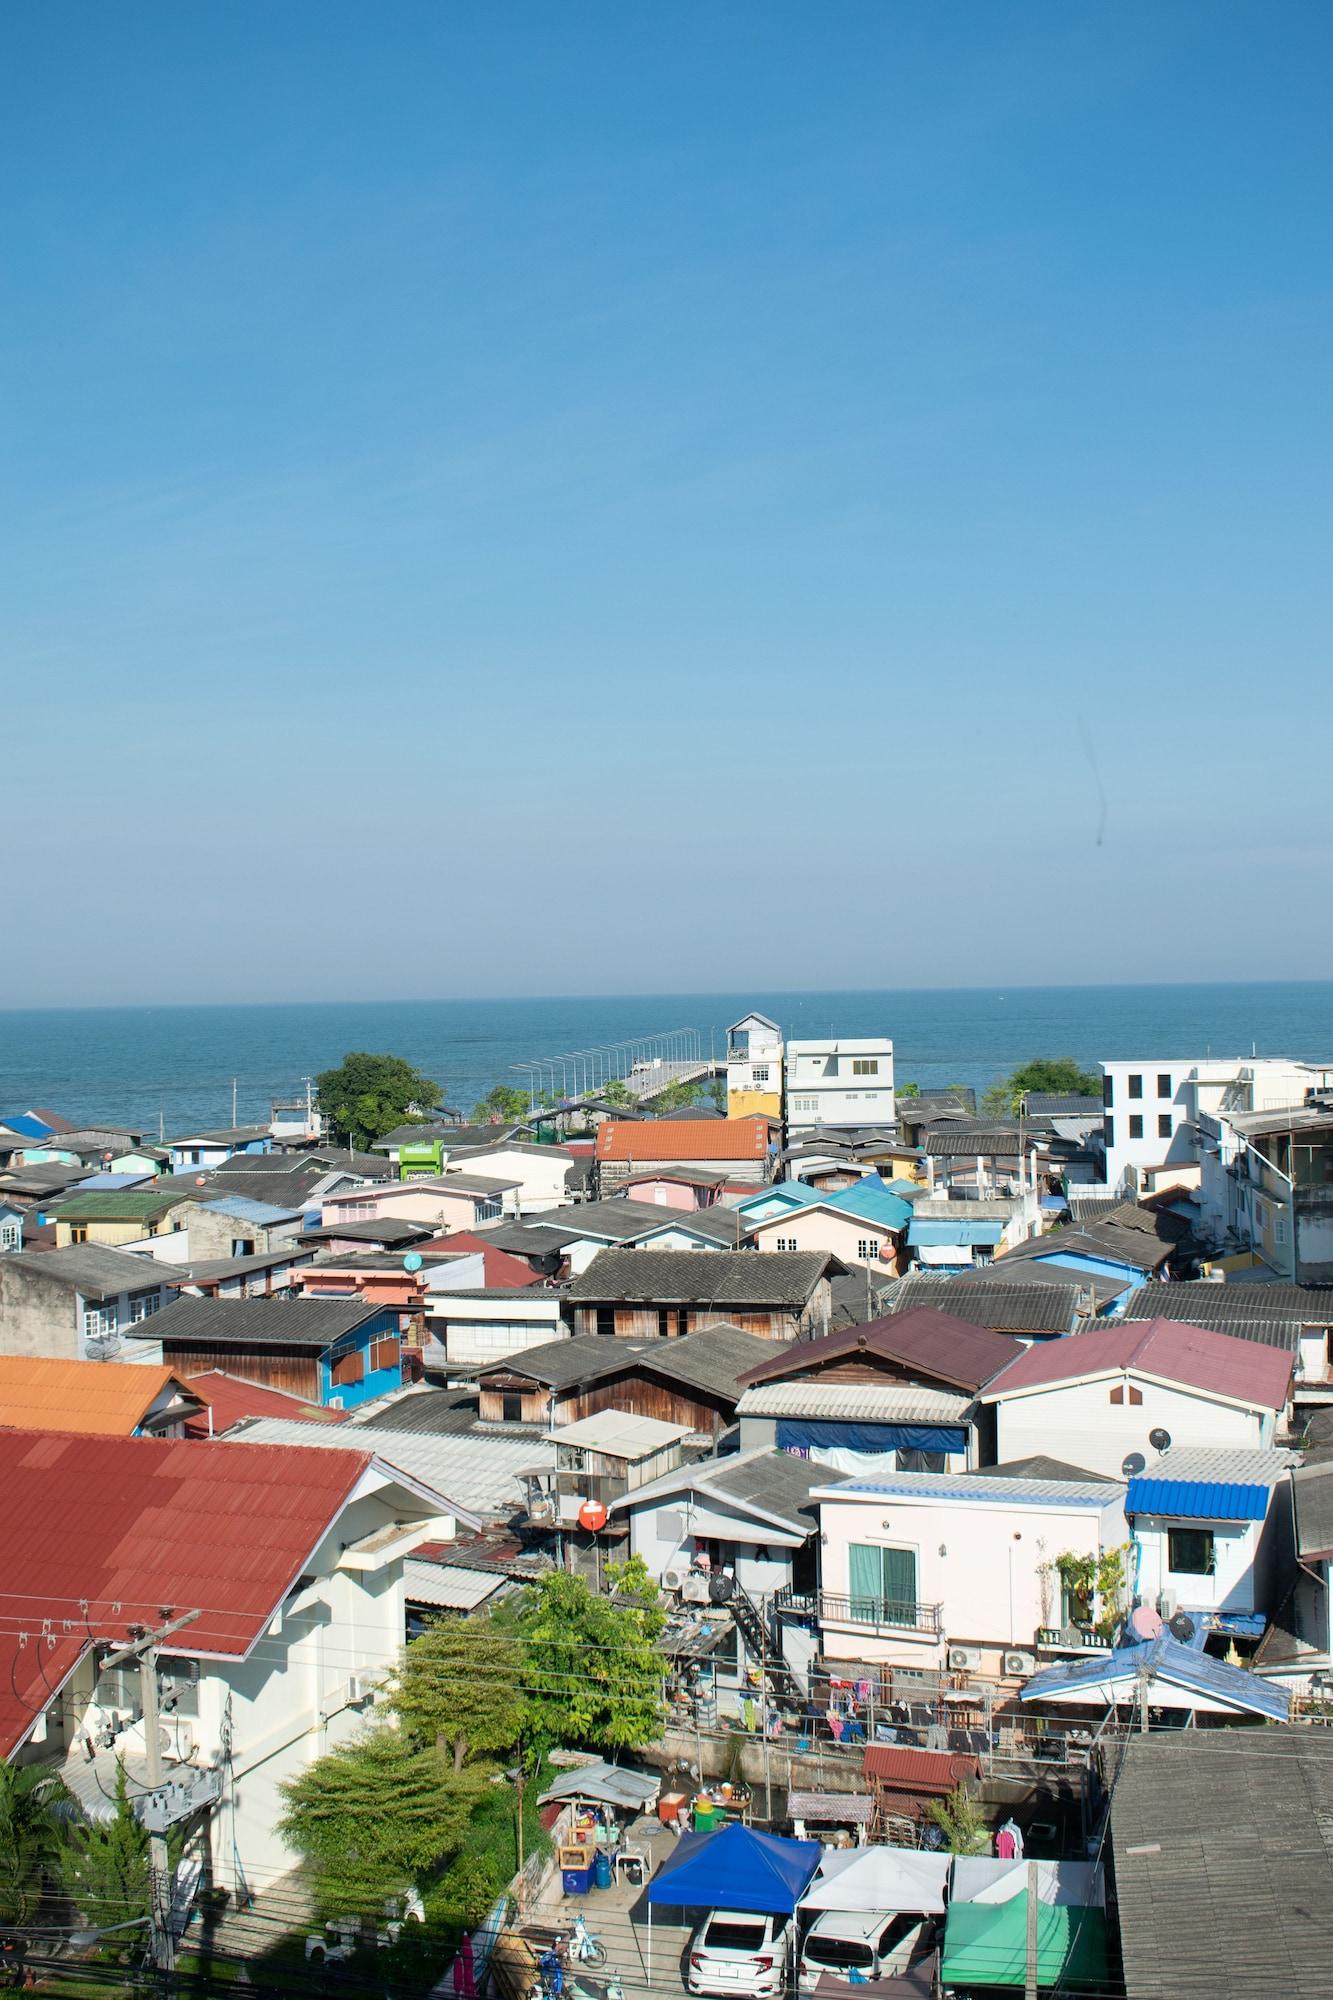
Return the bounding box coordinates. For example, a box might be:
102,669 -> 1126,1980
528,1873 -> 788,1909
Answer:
1168,1612 -> 1196,1644
1149,1428 -> 1172,1453
1127,1604 -> 1163,1642
1121,1451 -> 1147,1478
402,1252 -> 424,1273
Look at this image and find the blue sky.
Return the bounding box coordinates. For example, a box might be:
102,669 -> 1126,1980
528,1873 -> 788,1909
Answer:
4,2 -> 1331,1004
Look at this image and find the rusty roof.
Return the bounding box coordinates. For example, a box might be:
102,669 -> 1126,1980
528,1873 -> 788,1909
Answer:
0,1357 -> 203,1436
595,1118 -> 771,1162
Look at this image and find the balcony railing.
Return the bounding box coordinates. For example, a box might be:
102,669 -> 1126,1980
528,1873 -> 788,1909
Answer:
817,1590 -> 943,1636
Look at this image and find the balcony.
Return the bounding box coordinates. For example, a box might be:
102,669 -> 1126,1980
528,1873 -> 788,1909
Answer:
817,1590 -> 943,1637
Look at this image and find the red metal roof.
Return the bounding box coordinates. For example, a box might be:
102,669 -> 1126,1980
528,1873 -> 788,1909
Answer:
982,1316 -> 1292,1410
427,1231 -> 543,1288
862,1744 -> 981,1791
738,1307 -> 1022,1396
0,1428 -> 373,1757
184,1370 -> 349,1437
596,1118 -> 770,1163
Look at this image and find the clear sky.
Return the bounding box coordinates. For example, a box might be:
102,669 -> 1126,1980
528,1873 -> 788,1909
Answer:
4,2 -> 1331,1006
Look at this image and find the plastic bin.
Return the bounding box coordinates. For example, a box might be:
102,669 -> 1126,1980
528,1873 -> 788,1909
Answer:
563,1865 -> 593,1896
692,1801 -> 720,1832
658,1792 -> 687,1826
593,1851 -> 613,1891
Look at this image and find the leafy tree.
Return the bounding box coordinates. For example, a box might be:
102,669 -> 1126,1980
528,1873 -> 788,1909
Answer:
278,1728 -> 484,1920
897,1082 -> 921,1098
392,1617 -> 528,1772
647,1078 -> 703,1114
926,1783 -> 990,1855
0,1761 -> 72,1925
600,1078 -> 634,1108
315,1052 -> 442,1150
59,1761 -> 176,1936
981,1057 -> 1102,1118
472,1084 -> 533,1126
706,1079 -> 727,1113
506,1558 -> 666,1752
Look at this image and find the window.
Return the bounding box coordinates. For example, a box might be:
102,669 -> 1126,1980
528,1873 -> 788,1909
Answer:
792,1097 -> 818,1114
231,1237 -> 253,1259
1129,1115 -> 1144,1140
0,1221 -> 17,1250
856,1238 -> 880,1260
848,1542 -> 918,1622
331,1347 -> 364,1387
1168,1527 -> 1215,1576
82,1304 -> 117,1339
370,1337 -> 400,1373
70,1225 -> 89,1245
158,1656 -> 199,1719
1104,1117 -> 1115,1150
128,1292 -> 160,1323
1128,1074 -> 1143,1099
657,1307 -> 671,1339
1157,1073 -> 1172,1098
501,1393 -> 524,1423
751,1066 -> 769,1084
475,1197 -> 502,1223
595,1306 -> 616,1337
1108,1384 -> 1142,1405
94,1662 -> 139,1715
1158,1115 -> 1172,1139
852,1059 -> 879,1076
896,1447 -> 946,1474
775,1236 -> 797,1252
1103,1074 -> 1114,1106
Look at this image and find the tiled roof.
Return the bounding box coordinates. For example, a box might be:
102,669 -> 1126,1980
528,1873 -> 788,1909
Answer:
0,1358 -> 199,1436
618,1446 -> 834,1531
1292,1460 -> 1333,1560
565,1247 -> 834,1307
481,1324 -> 772,1398
981,1317 -> 1293,1410
738,1307 -> 1021,1395
184,1370 -> 348,1435
47,1186 -> 197,1220
595,1118 -> 771,1163
135,1294 -> 384,1348
301,1217 -> 435,1245
0,1428 -> 373,1756
735,1381 -> 972,1426
997,1223 -> 1173,1273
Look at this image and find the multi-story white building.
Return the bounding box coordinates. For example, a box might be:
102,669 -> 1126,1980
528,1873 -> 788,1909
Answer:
1102,1056 -> 1333,1201
725,1013 -> 784,1121
786,1038 -> 895,1136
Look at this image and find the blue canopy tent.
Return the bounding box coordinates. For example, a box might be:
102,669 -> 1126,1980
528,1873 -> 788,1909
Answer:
645,1823 -> 820,1974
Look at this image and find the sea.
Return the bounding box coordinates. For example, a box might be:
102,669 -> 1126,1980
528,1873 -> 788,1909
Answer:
1,983 -> 1332,1139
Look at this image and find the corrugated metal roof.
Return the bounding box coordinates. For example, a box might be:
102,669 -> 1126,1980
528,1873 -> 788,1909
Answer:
1126,1478 -> 1271,1521
736,1382 -> 972,1425
230,1416 -> 553,1517
1020,1634 -> 1290,1721
825,1470 -> 1120,1506
981,1317 -> 1293,1410
596,1118 -> 771,1162
908,1219 -> 1006,1247
0,1427 -> 375,1757
403,1559 -> 505,1609
553,1411 -> 692,1455
0,1358 -> 194,1435
739,1306 -> 1021,1396
862,1744 -> 980,1788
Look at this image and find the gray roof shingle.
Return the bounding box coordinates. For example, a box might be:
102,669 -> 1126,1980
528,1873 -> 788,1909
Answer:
479,1324 -> 773,1400
0,1245 -> 187,1300
565,1248 -> 836,1308
133,1294 -> 383,1348
881,1273 -> 1084,1335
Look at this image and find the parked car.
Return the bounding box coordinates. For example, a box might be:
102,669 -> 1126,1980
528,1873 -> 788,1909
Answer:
798,1908 -> 937,1991
687,1910 -> 794,1998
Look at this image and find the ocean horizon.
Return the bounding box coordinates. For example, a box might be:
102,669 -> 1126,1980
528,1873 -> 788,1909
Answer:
2,981 -> 1332,1139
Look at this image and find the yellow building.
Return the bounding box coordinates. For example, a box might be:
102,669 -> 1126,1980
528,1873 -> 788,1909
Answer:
725,1012 -> 784,1121
50,1187 -> 194,1249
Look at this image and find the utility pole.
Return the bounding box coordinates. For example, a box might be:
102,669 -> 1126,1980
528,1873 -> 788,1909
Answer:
231,1078 -> 238,1129
97,1610 -> 200,1996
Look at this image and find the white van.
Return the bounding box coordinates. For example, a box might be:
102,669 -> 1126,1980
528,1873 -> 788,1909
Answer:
798,1908 -> 936,1991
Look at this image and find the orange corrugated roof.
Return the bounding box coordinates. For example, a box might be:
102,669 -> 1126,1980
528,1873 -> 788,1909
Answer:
0,1357 -> 197,1436
596,1118 -> 770,1163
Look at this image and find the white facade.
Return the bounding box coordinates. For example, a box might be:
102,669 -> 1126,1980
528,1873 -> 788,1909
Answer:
814,1478 -> 1126,1676
422,1287 -> 565,1368
986,1374 -> 1276,1481
1101,1056 -> 1333,1196
786,1039 -> 895,1136
448,1144 -> 575,1216
726,1013 -> 785,1116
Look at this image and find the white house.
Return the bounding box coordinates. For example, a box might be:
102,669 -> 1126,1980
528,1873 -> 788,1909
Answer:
320,1174 -> 520,1234
1123,1445 -> 1295,1637
0,1428 -> 469,1900
813,1469 -> 1127,1679
440,1141 -> 578,1216
979,1317 -> 1293,1480
726,1013 -> 785,1121
786,1039 -> 895,1137
1100,1056 -> 1333,1196
421,1282 -> 566,1369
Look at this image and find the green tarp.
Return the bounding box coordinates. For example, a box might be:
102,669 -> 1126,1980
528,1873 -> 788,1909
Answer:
940,1897 -> 1108,1990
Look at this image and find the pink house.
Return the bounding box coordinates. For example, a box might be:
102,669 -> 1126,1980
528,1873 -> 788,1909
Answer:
618,1168 -> 733,1212
320,1174 -> 521,1235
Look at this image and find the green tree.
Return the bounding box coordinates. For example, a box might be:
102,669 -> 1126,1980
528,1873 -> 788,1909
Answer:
278,1729 -> 484,1920
59,1761 -> 174,1936
981,1057 -> 1102,1118
315,1051 -> 442,1151
600,1078 -> 634,1108
706,1079 -> 727,1114
897,1082 -> 921,1098
507,1558 -> 666,1752
472,1084 -> 533,1126
393,1617 -> 528,1772
0,1761 -> 72,1925
925,1783 -> 991,1855
647,1078 -> 703,1114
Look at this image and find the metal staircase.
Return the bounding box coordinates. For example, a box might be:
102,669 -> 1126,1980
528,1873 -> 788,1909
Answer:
730,1584 -> 806,1709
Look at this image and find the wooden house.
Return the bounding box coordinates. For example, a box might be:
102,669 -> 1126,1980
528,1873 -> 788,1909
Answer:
475,1323 -> 773,1431
563,1248 -> 843,1341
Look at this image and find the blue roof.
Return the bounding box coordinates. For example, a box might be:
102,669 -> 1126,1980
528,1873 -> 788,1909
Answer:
822,1176 -> 914,1229
198,1195 -> 301,1224
1125,1476 -> 1271,1521
734,1181 -> 824,1218
0,1113 -> 53,1140
831,1472 -> 1115,1506
1019,1633 -> 1289,1721
76,1172 -> 156,1191
648,1822 -> 820,1913
908,1218 -> 1006,1247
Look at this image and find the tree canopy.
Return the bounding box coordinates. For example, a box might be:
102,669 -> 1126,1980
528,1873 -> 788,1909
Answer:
58,1761 -> 177,1936
471,1083 -> 533,1126
982,1057 -> 1102,1117
503,1558 -> 667,1751
393,1616 -> 528,1771
315,1051 -> 442,1150
0,1762 -> 72,1926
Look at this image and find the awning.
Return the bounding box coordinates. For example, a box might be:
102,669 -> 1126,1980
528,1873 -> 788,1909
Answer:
941,1898 -> 1108,1989
908,1219 -> 1005,1247
538,1761 -> 660,1812
950,1859 -> 1104,1907
1125,1474 -> 1271,1520
647,1822 -> 819,1913
1018,1634 -> 1290,1721
801,1847 -> 949,1914
776,1419 -> 968,1454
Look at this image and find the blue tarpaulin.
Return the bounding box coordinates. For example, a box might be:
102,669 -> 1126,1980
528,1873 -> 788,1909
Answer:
647,1822 -> 820,1913
776,1419 -> 969,1454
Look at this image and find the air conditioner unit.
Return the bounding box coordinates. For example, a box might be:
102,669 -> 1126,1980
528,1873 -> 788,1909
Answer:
326,1395 -> 345,1410
346,1674 -> 378,1707
1003,1651 -> 1036,1677
947,1646 -> 980,1672
662,1566 -> 686,1593
1158,1589 -> 1177,1619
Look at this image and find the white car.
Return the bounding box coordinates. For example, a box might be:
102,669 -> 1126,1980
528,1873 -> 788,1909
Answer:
687,1910 -> 794,1998
798,1908 -> 936,1991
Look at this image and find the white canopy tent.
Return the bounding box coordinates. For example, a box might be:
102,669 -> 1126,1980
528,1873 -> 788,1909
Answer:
801,1847 -> 951,1915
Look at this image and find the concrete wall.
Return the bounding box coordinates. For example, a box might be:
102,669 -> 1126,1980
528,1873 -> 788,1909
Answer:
748,1205 -> 899,1270
186,1207 -> 303,1261
991,1376 -> 1272,1479
0,1264 -> 171,1360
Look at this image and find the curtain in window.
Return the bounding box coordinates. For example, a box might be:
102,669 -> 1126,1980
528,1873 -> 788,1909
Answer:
848,1543 -> 918,1623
